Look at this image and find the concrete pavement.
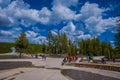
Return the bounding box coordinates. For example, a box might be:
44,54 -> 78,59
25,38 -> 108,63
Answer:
0,57 -> 120,80
0,68 -> 69,80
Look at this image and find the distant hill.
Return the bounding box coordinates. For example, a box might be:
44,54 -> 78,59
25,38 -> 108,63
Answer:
0,42 -> 15,54
0,42 -> 44,54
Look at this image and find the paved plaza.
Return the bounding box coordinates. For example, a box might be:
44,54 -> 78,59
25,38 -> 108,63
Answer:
0,55 -> 120,80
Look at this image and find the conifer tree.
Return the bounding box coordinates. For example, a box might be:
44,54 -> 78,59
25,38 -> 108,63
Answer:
15,32 -> 29,57
114,15 -> 120,56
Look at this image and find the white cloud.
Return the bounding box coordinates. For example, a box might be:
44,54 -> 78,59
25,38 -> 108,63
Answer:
25,30 -> 48,44
74,2 -> 117,37
7,0 -> 30,9
61,22 -> 76,33
0,30 -> 12,36
32,27 -> 40,32
14,27 -> 22,31
85,16 -> 117,36
0,0 -> 31,26
81,2 -> 104,16
60,1 -> 117,40
0,12 -> 11,26
0,0 -> 51,27
13,3 -> 51,26
38,7 -> 51,24
60,22 -> 91,41
14,7 -> 51,25
33,36 -> 47,44
0,0 -> 11,8
52,0 -> 78,7
50,5 -> 75,24
75,2 -> 104,21
51,29 -> 58,36
77,34 -> 91,40
0,27 -> 22,42
0,36 -> 14,42
0,0 -> 117,43
0,0 -> 76,26
26,31 -> 37,37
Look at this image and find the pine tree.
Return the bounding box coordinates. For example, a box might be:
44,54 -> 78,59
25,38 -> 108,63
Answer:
48,30 -> 53,54
15,32 -> 29,57
61,33 -> 68,53
69,43 -> 76,56
114,15 -> 120,56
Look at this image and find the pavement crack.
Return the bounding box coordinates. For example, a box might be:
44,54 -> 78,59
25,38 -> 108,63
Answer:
0,71 -> 24,80
8,77 -> 16,80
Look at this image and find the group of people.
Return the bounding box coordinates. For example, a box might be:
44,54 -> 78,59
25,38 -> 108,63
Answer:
61,55 -> 78,65
62,54 -> 116,65
33,54 -> 46,60
87,55 -> 93,63
87,55 -> 107,64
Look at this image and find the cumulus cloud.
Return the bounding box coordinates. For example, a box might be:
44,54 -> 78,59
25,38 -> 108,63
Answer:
0,0 -> 51,27
32,27 -> 40,32
74,2 -> 117,37
32,36 -> 47,44
0,30 -> 12,36
59,2 -> 117,40
61,22 -> 76,33
0,28 -> 46,44
51,29 -> 58,36
0,27 -> 22,37
0,0 -> 11,8
39,7 -> 51,24
0,0 -> 117,43
15,7 -> 51,26
13,1 -> 51,26
85,17 -> 116,36
60,22 -> 91,41
76,34 -> 91,40
52,0 -> 78,7
26,31 -> 37,37
0,0 -> 31,26
0,13 -> 11,26
49,4 -> 75,24
1,0 -> 76,26
0,27 -> 22,42
75,2 -> 104,21
25,30 -> 48,44
0,0 -> 77,27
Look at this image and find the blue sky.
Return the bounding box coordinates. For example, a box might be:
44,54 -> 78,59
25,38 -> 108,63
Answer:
0,0 -> 120,44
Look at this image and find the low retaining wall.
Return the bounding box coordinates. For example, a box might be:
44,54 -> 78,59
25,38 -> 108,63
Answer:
0,61 -> 32,70
75,63 -> 120,72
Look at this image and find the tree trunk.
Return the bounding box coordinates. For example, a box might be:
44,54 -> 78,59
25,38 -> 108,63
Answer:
19,49 -> 22,58
19,52 -> 22,58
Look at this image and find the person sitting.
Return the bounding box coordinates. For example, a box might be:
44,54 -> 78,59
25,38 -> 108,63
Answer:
112,57 -> 116,63
101,57 -> 106,64
61,58 -> 66,65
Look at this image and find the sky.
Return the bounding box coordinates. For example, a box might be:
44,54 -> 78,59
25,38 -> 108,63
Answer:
0,0 -> 120,44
